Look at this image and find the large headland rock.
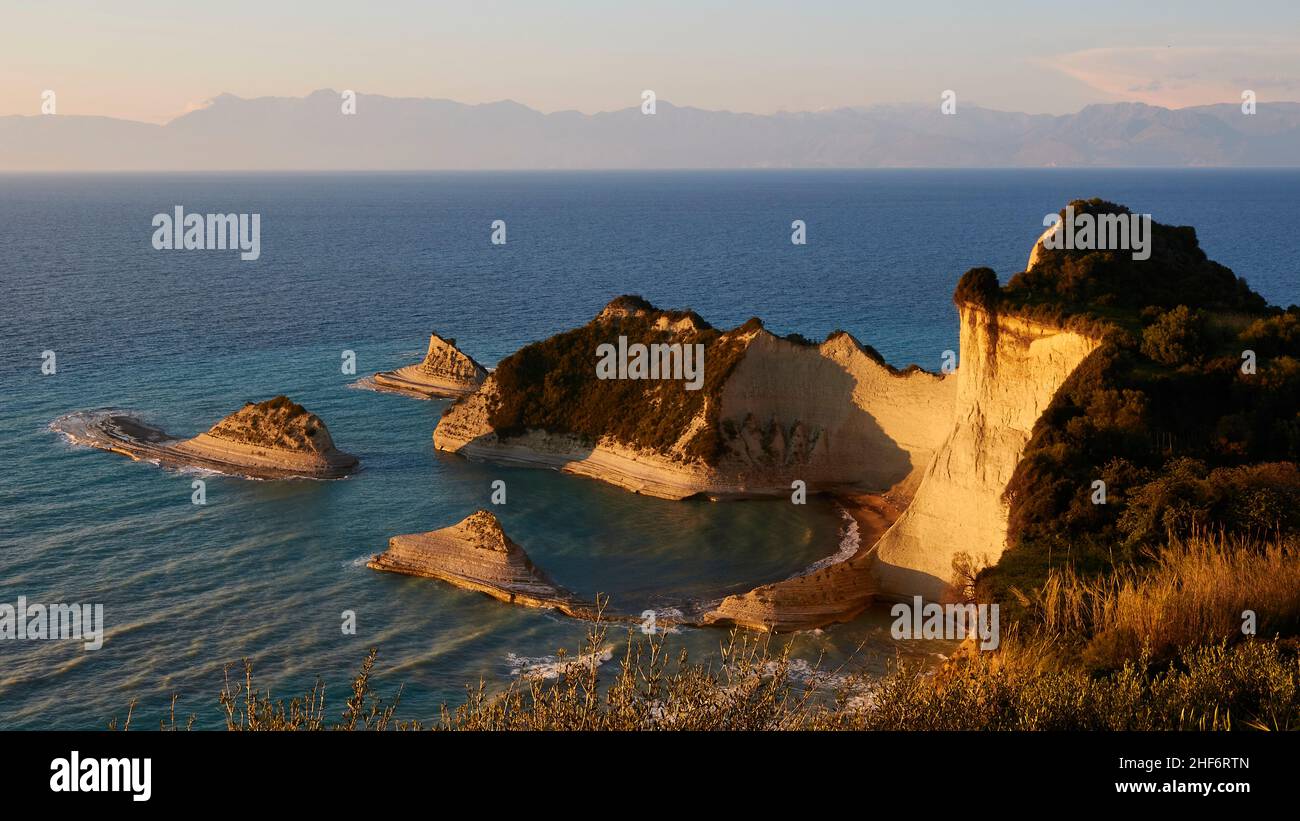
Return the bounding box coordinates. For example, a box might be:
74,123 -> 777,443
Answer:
372,332 -> 488,398
368,509 -> 591,615
875,197 -> 1277,601
60,395 -> 359,479
435,295 -> 957,502
433,200 -> 1269,609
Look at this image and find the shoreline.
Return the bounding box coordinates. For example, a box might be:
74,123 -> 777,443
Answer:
368,367 -> 481,399
698,489 -> 904,632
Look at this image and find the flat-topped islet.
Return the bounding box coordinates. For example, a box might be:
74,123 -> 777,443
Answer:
54,395 -> 359,479
371,332 -> 488,398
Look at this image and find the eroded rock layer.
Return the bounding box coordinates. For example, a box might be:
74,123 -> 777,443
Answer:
871,305 -> 1101,599
53,396 -> 358,479
373,332 -> 488,398
434,300 -> 956,501
368,510 -> 591,615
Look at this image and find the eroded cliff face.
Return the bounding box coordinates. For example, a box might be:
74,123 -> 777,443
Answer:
871,304 -> 1101,600
433,303 -> 956,500
717,330 -> 953,493
433,295 -> 1100,611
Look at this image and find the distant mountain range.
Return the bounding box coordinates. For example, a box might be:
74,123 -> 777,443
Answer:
3,90 -> 1299,170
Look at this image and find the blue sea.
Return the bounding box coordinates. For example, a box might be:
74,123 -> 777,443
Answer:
1,170 -> 1296,729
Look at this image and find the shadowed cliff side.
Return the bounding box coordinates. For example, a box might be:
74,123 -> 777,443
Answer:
872,305 -> 1102,599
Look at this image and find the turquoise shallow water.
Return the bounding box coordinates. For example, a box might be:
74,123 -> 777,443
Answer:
1,170 -> 1296,729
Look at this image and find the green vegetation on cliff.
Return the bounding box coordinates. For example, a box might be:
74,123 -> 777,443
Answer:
486,297 -> 800,462
973,200 -> 1300,618
205,395 -> 333,453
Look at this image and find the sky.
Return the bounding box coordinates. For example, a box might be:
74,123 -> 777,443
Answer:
2,0 -> 1298,123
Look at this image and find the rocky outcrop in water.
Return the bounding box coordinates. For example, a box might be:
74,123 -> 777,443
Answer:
368,510 -> 592,615
373,332 -> 488,398
54,396 -> 359,479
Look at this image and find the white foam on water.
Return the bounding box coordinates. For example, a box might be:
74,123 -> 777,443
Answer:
788,504 -> 859,579
505,644 -> 615,680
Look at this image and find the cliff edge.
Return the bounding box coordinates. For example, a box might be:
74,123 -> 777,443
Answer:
871,305 -> 1101,599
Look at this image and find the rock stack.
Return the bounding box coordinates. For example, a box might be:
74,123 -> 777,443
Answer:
372,332 -> 488,398
369,510 -> 587,614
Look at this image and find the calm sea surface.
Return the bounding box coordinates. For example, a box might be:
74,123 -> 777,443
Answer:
1,170 -> 1296,728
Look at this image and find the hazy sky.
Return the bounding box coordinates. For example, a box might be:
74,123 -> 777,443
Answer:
3,0 -> 1298,123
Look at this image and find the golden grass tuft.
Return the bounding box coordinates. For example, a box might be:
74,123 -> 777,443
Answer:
1029,533 -> 1300,668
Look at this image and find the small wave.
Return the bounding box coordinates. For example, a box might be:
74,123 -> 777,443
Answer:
349,375 -> 436,401
641,606 -> 684,634
789,505 -> 859,579
48,409 -> 119,446
505,644 -> 615,680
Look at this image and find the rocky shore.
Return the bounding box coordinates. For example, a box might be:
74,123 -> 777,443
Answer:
54,396 -> 359,480
702,491 -> 903,632
371,332 -> 488,398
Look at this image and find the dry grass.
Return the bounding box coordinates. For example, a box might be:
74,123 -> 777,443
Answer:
185,617 -> 1300,732
1027,533 -> 1300,668
216,647 -> 402,731
112,535 -> 1300,732
819,633 -> 1300,731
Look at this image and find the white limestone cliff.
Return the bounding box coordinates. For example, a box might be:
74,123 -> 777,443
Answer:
433,317 -> 956,501
871,305 -> 1101,599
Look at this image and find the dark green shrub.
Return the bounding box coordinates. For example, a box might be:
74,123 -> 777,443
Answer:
1141,305 -> 1209,366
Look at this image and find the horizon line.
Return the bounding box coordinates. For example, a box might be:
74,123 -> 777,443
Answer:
8,90 -> 1298,128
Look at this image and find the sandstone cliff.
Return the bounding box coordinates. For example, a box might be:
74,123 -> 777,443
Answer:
434,300 -> 956,500
431,278 -> 1106,620
373,332 -> 488,398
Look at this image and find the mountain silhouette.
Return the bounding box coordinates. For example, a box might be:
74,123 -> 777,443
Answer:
3,91 -> 1298,170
